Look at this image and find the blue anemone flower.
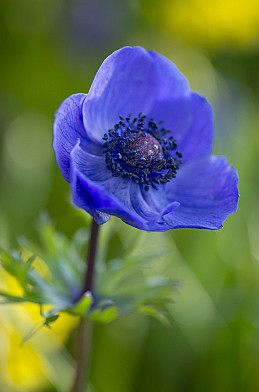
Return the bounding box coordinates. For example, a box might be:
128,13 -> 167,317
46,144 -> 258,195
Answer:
53,46 -> 239,231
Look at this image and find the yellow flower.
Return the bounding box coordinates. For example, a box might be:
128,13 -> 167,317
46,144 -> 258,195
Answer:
0,269 -> 77,391
140,0 -> 259,50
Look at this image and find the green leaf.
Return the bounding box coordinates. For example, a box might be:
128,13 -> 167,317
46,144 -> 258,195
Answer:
89,305 -> 119,323
44,314 -> 60,328
0,291 -> 34,304
72,292 -> 93,316
137,305 -> 171,327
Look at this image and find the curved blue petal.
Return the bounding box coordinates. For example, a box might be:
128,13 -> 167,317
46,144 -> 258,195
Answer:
82,46 -> 190,143
71,174 -> 111,226
53,93 -> 102,182
157,155 -> 239,229
129,185 -> 176,230
148,50 -> 190,100
149,92 -> 213,164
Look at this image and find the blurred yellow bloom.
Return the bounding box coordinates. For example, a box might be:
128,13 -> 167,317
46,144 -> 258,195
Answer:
141,0 -> 259,49
5,332 -> 44,391
0,268 -> 77,391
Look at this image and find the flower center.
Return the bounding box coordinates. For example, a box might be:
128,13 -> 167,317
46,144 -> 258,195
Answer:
103,113 -> 182,191
122,132 -> 163,170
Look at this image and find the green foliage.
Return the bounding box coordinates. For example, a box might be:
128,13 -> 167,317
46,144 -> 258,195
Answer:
0,215 -> 179,331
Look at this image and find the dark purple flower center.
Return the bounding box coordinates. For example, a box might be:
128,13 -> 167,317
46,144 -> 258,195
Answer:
103,113 -> 182,191
122,132 -> 163,169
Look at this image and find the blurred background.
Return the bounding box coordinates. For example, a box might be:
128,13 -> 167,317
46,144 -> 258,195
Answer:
1,0 -> 259,391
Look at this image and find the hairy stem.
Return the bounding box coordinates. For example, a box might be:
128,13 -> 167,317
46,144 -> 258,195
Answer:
71,219 -> 99,392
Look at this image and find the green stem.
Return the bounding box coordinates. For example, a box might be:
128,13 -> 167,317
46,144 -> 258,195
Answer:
71,219 -> 99,392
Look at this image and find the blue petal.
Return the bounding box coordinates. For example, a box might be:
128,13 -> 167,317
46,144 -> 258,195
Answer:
158,155 -> 239,229
148,50 -> 190,100
149,92 -> 213,164
71,174 -> 111,225
53,93 -> 102,182
129,185 -> 174,229
82,46 -> 190,143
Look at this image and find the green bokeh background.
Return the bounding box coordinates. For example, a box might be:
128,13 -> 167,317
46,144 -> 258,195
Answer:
1,0 -> 259,391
